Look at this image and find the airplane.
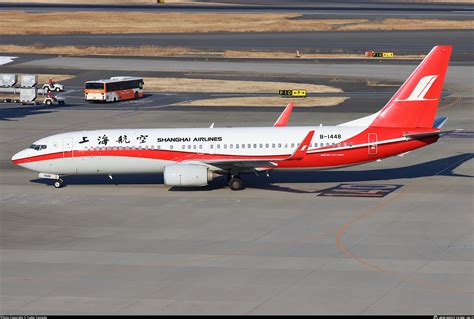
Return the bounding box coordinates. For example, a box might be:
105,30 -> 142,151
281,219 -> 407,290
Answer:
12,45 -> 456,191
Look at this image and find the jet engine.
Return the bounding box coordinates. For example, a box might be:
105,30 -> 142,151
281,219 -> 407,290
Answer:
163,164 -> 215,187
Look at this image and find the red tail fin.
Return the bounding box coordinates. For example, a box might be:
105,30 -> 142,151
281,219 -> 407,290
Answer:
371,45 -> 452,128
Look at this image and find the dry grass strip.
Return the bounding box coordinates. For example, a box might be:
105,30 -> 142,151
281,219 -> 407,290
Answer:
0,44 -> 424,60
1,11 -> 472,34
178,96 -> 349,107
142,77 -> 342,93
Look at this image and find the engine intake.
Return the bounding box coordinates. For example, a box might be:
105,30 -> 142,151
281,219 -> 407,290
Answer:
163,164 -> 215,187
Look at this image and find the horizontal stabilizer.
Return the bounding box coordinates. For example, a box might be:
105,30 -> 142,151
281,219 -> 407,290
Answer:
403,129 -> 462,139
433,116 -> 448,129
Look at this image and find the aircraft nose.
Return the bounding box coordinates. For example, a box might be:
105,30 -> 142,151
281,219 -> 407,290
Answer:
11,149 -> 28,165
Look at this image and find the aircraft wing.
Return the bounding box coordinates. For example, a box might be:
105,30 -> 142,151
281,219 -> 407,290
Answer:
186,130 -> 314,170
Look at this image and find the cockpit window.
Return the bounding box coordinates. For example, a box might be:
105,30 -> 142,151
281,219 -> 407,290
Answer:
29,144 -> 47,151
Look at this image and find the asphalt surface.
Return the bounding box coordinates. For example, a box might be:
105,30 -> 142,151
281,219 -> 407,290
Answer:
1,55 -> 473,314
2,30 -> 473,62
9,55 -> 473,90
2,1 -> 473,15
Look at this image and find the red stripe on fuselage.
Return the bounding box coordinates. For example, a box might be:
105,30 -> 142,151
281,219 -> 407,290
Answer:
12,149 -> 289,165
12,137 -> 437,169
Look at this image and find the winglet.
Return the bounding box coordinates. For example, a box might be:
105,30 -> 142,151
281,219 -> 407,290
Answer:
274,101 -> 294,127
287,130 -> 314,160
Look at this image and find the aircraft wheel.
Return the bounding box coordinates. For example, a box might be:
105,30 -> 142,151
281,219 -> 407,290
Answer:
229,177 -> 244,191
53,179 -> 64,189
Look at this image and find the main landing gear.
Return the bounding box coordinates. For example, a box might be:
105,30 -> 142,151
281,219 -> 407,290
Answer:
53,178 -> 64,189
228,174 -> 244,191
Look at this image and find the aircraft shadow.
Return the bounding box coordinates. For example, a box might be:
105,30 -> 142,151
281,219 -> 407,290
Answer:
0,102 -> 79,121
30,153 -> 473,193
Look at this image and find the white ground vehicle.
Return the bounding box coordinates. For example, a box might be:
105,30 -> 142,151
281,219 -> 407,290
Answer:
42,82 -> 64,92
44,95 -> 65,106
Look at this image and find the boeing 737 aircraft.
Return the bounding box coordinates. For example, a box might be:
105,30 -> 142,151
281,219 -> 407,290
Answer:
12,46 -> 454,190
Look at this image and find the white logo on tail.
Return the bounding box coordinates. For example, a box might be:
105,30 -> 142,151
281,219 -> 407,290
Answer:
398,75 -> 438,101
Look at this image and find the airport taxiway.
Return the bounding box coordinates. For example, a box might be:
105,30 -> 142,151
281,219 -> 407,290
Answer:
1,54 -> 473,314
2,30 -> 473,62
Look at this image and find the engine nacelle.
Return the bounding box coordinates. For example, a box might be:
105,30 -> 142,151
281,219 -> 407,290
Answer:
163,164 -> 214,187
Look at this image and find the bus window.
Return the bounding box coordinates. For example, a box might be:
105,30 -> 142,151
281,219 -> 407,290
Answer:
85,82 -> 104,90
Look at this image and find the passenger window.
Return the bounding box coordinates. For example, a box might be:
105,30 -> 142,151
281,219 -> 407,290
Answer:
248,144 -> 252,149
241,144 -> 245,149
230,144 -> 233,149
254,144 -> 257,149
349,142 -> 353,147
170,145 -> 174,150
217,144 -> 221,149
236,144 -> 239,149
259,144 -> 263,148
265,143 -> 269,148
224,144 -> 227,149
199,145 -> 203,149
210,144 -> 214,149
272,143 -> 275,148
338,143 -> 341,147
291,143 -> 295,148
182,145 -> 186,150
278,143 -> 281,148
343,142 -> 347,147
187,145 -> 191,150
193,145 -> 197,150
157,145 -> 161,150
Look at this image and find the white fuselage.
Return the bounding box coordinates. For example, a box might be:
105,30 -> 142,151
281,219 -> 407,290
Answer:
12,126 -> 367,175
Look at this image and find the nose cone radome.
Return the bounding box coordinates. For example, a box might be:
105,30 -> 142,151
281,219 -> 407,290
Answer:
11,149 -> 28,165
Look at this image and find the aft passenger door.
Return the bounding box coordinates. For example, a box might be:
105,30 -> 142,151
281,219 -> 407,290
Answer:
63,137 -> 73,159
368,133 -> 377,155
